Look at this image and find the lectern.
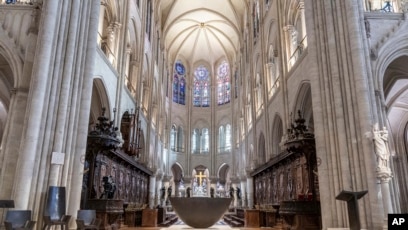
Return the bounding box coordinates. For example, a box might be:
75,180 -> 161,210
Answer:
336,190 -> 368,230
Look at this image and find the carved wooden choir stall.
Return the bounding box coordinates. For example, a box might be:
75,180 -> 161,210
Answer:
250,111 -> 321,229
81,108 -> 152,229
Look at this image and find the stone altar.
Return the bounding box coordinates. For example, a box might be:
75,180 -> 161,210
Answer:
169,197 -> 232,228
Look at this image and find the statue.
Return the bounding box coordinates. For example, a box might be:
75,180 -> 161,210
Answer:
167,186 -> 172,198
210,187 -> 215,198
186,187 -> 191,198
373,126 -> 390,169
100,176 -> 116,199
229,187 -> 235,198
160,186 -> 166,200
236,187 -> 241,200
402,1 -> 408,13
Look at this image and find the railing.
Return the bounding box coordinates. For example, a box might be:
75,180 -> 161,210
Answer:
218,146 -> 232,153
288,36 -> 307,69
365,0 -> 406,13
98,32 -> 116,67
268,77 -> 281,99
170,147 -> 185,153
191,149 -> 209,154
126,80 -> 137,98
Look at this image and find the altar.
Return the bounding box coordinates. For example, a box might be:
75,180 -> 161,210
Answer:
169,197 -> 232,228
192,172 -> 208,197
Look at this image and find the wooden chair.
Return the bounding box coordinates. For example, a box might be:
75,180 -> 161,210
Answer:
42,186 -> 71,230
4,210 -> 36,230
42,215 -> 71,230
76,210 -> 100,230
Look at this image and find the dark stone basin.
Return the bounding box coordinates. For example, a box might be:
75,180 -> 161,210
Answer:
169,197 -> 232,228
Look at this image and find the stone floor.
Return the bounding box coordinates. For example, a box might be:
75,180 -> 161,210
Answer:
121,225 -> 270,230
120,220 -> 280,230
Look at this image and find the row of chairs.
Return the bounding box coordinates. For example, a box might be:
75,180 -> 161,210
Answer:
4,209 -> 100,230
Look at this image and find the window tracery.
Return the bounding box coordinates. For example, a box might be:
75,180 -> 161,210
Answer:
193,65 -> 210,107
192,128 -> 210,154
173,61 -> 186,105
217,61 -> 231,105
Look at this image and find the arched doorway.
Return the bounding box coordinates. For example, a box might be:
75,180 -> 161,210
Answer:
382,55 -> 408,212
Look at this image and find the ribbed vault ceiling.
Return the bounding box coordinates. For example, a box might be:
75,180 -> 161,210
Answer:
160,0 -> 246,65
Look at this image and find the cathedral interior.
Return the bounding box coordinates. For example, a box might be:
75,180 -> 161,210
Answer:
0,0 -> 408,229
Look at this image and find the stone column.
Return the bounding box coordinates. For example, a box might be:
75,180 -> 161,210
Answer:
48,0 -> 82,187
283,25 -> 297,67
246,177 -> 254,208
298,2 -> 307,47
13,0 -> 61,210
105,22 -> 120,66
149,175 -> 156,208
97,0 -> 107,45
0,89 -> 28,198
124,48 -> 132,91
378,171 -> 392,230
67,0 -> 100,223
372,125 -> 393,229
155,175 -> 163,207
206,178 -> 211,197
240,180 -> 247,207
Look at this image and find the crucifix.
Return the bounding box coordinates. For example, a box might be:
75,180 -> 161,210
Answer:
195,171 -> 206,186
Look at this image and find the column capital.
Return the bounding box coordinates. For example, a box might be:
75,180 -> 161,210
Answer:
283,25 -> 295,32
298,1 -> 305,10
376,168 -> 392,182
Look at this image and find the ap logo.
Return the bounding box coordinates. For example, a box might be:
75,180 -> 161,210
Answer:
389,214 -> 408,230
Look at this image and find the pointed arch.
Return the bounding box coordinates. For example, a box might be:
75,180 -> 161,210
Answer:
90,78 -> 112,128
377,52 -> 408,212
217,163 -> 230,185
292,81 -> 313,129
171,162 -> 184,183
271,114 -> 284,157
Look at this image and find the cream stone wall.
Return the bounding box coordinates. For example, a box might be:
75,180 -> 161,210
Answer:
1,0 -> 408,229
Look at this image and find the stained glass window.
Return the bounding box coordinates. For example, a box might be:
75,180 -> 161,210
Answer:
217,61 -> 231,105
177,126 -> 184,152
225,124 -> 231,151
191,128 -> 209,154
170,125 -> 184,152
218,124 -> 231,153
193,65 -> 210,107
202,128 -> 209,152
192,129 -> 199,153
170,125 -> 176,151
173,61 -> 186,105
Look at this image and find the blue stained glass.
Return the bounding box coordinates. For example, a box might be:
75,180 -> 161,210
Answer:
175,62 -> 185,75
173,61 -> 186,105
217,61 -> 230,105
193,65 -> 210,107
